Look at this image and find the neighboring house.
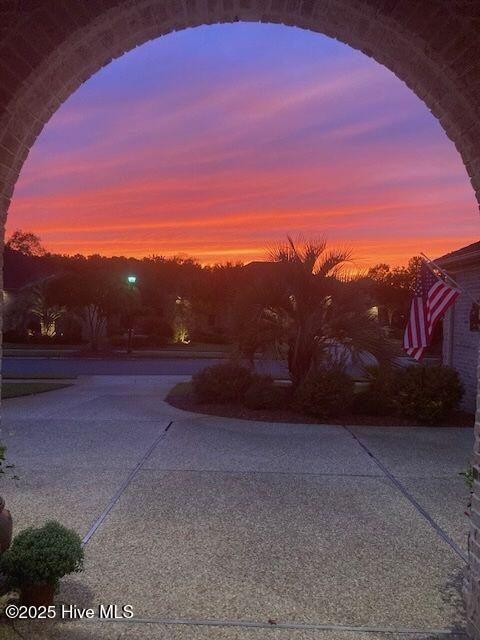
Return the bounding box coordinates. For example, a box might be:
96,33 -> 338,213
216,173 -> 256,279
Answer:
436,241 -> 480,413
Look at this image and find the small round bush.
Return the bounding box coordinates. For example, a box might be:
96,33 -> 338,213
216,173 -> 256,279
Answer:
193,362 -> 253,403
394,365 -> 464,424
244,375 -> 290,410
294,368 -> 355,419
352,366 -> 396,416
1,520 -> 84,589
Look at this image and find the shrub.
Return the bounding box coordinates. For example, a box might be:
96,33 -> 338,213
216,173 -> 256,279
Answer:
394,365 -> 464,424
192,329 -> 229,345
352,366 -> 396,416
460,465 -> 474,491
294,368 -> 355,419
192,362 -> 253,403
150,318 -> 173,343
244,375 -> 290,410
1,521 -> 84,589
2,330 -> 25,344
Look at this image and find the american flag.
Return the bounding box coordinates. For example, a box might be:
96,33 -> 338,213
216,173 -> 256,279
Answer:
403,260 -> 460,361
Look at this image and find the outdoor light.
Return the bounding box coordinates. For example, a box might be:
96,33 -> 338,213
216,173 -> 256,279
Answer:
126,275 -> 137,354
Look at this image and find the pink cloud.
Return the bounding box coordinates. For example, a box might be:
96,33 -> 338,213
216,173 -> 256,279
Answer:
7,23 -> 478,268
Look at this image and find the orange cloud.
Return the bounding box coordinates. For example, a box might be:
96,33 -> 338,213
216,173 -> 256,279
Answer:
7,23 -> 478,267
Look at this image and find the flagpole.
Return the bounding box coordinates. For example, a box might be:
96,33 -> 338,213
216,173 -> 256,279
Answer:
420,252 -> 478,305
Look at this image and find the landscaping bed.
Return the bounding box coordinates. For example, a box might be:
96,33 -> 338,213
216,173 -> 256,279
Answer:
2,382 -> 73,399
167,381 -> 474,428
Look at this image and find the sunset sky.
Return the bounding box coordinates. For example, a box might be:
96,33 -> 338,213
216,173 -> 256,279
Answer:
7,23 -> 479,268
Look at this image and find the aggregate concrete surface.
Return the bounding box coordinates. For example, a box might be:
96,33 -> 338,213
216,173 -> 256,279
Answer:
0,375 -> 472,639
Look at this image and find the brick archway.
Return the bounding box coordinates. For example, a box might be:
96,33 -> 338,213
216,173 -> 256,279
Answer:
1,1 -> 480,635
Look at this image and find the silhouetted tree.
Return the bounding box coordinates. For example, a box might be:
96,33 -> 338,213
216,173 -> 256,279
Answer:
367,256 -> 421,327
52,271 -> 132,350
29,279 -> 66,337
6,230 -> 46,257
237,237 -> 393,385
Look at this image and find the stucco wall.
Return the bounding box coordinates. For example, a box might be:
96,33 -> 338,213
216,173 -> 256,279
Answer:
443,266 -> 480,413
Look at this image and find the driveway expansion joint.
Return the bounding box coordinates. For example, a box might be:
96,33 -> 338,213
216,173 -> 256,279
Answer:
75,616 -> 468,636
139,468 -> 386,478
343,426 -> 468,562
81,420 -> 174,546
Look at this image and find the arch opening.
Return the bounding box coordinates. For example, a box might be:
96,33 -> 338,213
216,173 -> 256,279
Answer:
1,2 -> 480,636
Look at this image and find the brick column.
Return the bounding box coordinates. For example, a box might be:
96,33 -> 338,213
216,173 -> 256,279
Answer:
0,205 -> 5,431
0,0 -> 479,636
466,349 -> 480,639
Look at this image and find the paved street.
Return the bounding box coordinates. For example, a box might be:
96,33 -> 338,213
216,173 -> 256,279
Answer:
2,355 -> 418,380
2,357 -> 288,378
3,356 -> 226,377
0,376 -> 473,639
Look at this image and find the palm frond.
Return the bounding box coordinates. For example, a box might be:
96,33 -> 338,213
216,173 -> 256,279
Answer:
268,238 -> 296,263
314,248 -> 352,278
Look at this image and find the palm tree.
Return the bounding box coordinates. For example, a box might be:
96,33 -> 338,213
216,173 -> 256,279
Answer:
238,236 -> 393,385
29,281 -> 66,337
232,277 -> 293,364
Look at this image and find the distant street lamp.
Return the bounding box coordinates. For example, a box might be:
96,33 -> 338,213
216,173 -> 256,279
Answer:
126,275 -> 137,354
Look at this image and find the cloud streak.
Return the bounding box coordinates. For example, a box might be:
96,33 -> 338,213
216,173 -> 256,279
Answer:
8,23 -> 478,267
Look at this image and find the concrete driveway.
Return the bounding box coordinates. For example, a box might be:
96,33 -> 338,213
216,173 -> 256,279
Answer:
0,376 -> 473,639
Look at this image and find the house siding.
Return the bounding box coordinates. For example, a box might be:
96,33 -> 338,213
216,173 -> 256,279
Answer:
443,266 -> 480,413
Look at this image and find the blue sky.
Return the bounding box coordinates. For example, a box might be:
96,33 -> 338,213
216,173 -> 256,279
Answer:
8,23 -> 478,266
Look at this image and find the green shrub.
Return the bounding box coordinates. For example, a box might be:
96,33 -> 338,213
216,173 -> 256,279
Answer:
192,329 -> 229,345
394,365 -> 464,424
192,362 -> 253,403
244,375 -> 290,410
1,521 -> 84,589
294,368 -> 355,419
352,366 -> 396,416
460,465 -> 474,491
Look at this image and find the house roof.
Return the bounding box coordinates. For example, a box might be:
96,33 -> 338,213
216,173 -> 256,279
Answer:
243,261 -> 288,269
435,240 -> 480,270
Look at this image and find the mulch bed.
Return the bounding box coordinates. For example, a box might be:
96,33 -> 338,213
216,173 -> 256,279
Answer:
167,392 -> 475,428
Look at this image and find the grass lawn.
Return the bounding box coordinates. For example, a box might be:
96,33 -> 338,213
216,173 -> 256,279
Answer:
169,381 -> 193,396
3,374 -> 77,380
3,349 -> 78,358
3,342 -> 232,359
167,343 -> 231,352
3,343 -> 79,350
2,381 -> 73,399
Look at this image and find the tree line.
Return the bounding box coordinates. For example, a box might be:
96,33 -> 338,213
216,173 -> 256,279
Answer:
3,230 -> 421,355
